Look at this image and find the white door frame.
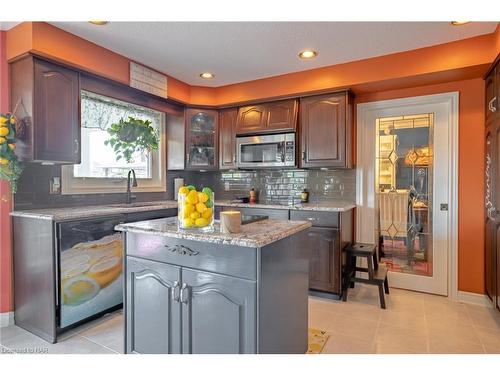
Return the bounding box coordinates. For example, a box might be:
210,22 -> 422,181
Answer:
356,92 -> 459,299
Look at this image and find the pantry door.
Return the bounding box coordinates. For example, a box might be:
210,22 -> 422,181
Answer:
356,93 -> 458,296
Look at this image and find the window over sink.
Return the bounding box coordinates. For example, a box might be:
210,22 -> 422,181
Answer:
61,91 -> 166,194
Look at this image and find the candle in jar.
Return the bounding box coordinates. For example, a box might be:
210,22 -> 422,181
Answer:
220,211 -> 242,234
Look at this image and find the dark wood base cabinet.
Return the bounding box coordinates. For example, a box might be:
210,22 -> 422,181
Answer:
217,206 -> 355,297
485,56 -> 500,311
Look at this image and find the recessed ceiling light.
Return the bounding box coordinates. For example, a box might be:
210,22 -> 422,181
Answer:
88,21 -> 109,26
450,21 -> 470,26
299,50 -> 318,59
200,72 -> 215,79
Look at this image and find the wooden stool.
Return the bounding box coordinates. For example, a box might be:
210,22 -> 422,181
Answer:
342,243 -> 389,309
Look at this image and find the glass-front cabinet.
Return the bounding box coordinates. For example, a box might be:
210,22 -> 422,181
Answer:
185,108 -> 219,170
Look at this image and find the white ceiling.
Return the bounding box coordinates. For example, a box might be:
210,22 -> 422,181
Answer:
48,22 -> 498,87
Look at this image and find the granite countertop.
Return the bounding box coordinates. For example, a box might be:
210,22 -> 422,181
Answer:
10,200 -> 179,221
215,200 -> 356,212
10,199 -> 355,221
115,217 -> 312,248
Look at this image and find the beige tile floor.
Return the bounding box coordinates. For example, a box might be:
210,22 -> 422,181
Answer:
312,285 -> 500,354
1,285 -> 499,354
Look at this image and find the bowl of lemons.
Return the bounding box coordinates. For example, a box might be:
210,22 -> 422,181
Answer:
178,185 -> 215,232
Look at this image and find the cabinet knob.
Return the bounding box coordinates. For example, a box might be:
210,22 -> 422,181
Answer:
74,139 -> 79,154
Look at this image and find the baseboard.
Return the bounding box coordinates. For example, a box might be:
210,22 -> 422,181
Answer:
456,291 -> 492,308
0,311 -> 14,327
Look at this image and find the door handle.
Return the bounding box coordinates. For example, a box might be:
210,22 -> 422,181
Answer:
74,139 -> 79,154
489,97 -> 497,113
171,281 -> 180,302
179,283 -> 190,304
302,151 -> 306,160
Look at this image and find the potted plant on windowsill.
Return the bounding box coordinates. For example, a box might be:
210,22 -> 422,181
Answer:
104,116 -> 159,162
0,113 -> 23,193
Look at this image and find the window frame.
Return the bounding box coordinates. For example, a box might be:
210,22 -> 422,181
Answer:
61,91 -> 167,195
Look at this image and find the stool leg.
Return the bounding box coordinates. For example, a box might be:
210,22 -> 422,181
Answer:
378,284 -> 386,309
373,252 -> 379,270
349,255 -> 355,288
367,256 -> 375,280
384,277 -> 389,294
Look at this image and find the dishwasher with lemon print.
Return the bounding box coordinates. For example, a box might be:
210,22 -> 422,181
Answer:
58,216 -> 124,328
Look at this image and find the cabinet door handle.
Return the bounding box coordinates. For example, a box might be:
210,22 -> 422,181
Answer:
302,151 -> 306,160
179,283 -> 190,304
186,153 -> 190,163
171,281 -> 180,302
489,97 -> 497,113
74,139 -> 79,154
306,217 -> 318,222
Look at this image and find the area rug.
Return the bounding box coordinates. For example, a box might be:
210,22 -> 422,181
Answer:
307,328 -> 330,354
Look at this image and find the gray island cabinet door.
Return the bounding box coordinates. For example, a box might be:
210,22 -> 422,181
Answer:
126,257 -> 182,354
181,268 -> 256,354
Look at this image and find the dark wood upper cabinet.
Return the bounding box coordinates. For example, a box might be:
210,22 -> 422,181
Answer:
236,104 -> 266,134
266,99 -> 298,132
236,99 -> 297,135
219,108 -> 237,170
10,56 -> 81,164
10,56 -> 80,164
185,108 -> 219,171
300,91 -> 352,169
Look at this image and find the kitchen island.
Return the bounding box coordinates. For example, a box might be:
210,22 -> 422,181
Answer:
116,217 -> 311,354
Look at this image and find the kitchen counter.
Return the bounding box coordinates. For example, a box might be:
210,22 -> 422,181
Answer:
116,217 -> 311,248
216,200 -> 356,212
10,199 -> 355,221
10,200 -> 179,221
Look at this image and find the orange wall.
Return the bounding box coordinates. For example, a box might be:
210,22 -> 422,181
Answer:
0,30 -> 13,314
355,79 -> 486,294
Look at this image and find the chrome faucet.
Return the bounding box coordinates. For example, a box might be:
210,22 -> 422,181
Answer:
126,169 -> 138,204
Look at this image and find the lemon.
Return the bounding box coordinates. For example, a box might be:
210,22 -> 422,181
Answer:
183,218 -> 195,228
0,158 -> 8,165
186,190 -> 199,205
0,117 -> 7,126
198,192 -> 209,203
196,202 -> 207,213
8,143 -> 15,150
195,217 -> 209,227
202,208 -> 213,220
178,186 -> 189,196
0,127 -> 9,137
0,137 -> 5,144
190,211 -> 201,220
183,202 -> 195,213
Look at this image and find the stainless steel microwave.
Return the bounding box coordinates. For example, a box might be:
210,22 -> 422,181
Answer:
236,133 -> 296,168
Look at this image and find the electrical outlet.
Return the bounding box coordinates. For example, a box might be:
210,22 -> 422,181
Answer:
224,182 -> 230,191
50,177 -> 61,194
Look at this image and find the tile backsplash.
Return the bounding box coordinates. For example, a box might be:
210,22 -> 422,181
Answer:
167,168 -> 356,204
14,163 -> 355,210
